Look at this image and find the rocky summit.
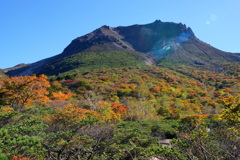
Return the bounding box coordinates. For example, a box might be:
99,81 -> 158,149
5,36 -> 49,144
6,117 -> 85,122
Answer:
6,20 -> 240,76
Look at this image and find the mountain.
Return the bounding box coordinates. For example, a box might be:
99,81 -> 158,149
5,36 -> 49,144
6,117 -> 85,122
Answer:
0,69 -> 8,79
6,20 -> 240,76
3,63 -> 30,73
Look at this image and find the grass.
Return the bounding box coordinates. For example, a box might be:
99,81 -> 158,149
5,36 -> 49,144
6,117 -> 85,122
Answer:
42,51 -> 146,75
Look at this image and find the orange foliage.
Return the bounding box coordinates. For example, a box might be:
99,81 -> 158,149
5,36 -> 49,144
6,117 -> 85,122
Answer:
208,101 -> 217,106
97,101 -> 108,105
12,154 -> 33,160
96,101 -> 127,122
224,88 -> 232,92
0,80 -> 3,88
50,105 -> 99,125
214,91 -> 223,97
52,92 -> 72,100
111,103 -> 128,114
96,101 -> 116,122
95,101 -> 128,122
0,74 -> 50,110
169,107 -> 180,119
120,83 -> 137,90
191,105 -> 202,113
150,86 -> 161,93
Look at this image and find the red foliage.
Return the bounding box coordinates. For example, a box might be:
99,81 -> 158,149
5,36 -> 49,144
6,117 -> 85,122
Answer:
12,154 -> 33,160
150,86 -> 161,92
111,103 -> 128,114
60,79 -> 76,84
98,76 -> 110,81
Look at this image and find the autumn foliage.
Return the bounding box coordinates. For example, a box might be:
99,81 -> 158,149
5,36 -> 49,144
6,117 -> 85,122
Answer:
0,64 -> 239,159
49,104 -> 99,125
0,74 -> 50,111
12,154 -> 33,160
111,103 -> 128,115
51,91 -> 72,100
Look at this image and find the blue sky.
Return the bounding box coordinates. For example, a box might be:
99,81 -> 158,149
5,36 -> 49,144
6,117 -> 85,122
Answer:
0,0 -> 240,69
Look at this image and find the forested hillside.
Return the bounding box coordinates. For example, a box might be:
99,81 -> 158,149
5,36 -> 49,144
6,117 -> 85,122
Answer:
0,64 -> 239,159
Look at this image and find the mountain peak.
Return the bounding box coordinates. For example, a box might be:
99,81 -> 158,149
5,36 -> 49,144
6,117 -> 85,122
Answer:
6,20 -> 240,76
113,20 -> 195,53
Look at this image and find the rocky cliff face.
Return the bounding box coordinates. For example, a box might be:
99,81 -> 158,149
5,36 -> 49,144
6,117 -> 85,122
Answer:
114,20 -> 195,53
6,20 -> 240,76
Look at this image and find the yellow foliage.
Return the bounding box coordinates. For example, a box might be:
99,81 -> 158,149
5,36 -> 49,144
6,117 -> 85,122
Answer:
96,101 -> 122,122
0,106 -> 14,113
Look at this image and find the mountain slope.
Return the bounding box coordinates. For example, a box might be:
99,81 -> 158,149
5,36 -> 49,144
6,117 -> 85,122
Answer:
0,69 -> 8,79
6,20 -> 240,76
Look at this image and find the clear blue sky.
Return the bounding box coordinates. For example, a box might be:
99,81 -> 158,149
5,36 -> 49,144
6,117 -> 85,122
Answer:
1,0 -> 240,69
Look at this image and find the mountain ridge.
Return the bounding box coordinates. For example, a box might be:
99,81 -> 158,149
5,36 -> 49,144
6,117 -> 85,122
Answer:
6,20 -> 240,76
